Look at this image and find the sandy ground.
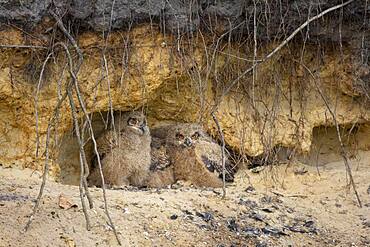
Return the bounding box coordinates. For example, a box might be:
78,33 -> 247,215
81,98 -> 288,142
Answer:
0,152 -> 369,247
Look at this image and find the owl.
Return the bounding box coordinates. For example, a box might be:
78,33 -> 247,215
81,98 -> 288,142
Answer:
142,127 -> 175,188
88,111 -> 151,187
147,123 -> 235,188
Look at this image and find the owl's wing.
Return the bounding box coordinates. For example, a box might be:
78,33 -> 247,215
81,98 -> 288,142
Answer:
91,130 -> 118,169
150,137 -> 172,171
200,155 -> 235,182
196,141 -> 235,182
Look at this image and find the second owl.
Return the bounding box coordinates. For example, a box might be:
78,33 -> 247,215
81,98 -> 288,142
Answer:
147,123 -> 235,188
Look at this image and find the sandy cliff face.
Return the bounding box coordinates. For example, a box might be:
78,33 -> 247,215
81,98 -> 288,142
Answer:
0,23 -> 369,179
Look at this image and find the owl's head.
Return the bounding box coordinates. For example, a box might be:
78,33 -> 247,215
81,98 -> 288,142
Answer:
115,111 -> 149,136
167,123 -> 206,148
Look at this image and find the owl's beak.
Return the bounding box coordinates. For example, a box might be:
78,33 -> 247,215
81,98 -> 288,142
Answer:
139,124 -> 148,134
184,137 -> 192,147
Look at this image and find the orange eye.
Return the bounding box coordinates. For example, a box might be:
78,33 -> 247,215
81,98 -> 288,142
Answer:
175,133 -> 184,140
128,118 -> 138,126
191,132 -> 200,140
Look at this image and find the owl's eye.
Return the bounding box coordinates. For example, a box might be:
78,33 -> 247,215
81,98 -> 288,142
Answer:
191,132 -> 200,140
175,133 -> 184,140
128,118 -> 139,126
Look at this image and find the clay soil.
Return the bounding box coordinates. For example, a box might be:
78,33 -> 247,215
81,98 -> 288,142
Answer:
0,152 -> 369,247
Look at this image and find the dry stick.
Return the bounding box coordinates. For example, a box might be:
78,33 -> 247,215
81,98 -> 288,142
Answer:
67,88 -> 92,230
35,52 -> 54,157
56,42 -> 94,210
215,0 -> 355,107
211,112 -> 227,199
50,11 -> 94,210
51,11 -> 121,244
0,44 -> 48,49
252,0 -> 258,108
24,90 -> 68,232
298,61 -> 362,208
209,0 -> 355,198
66,46 -> 122,245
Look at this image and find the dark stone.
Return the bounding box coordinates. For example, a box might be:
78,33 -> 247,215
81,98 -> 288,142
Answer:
239,198 -> 258,208
255,241 -> 268,247
363,221 -> 370,228
183,209 -> 193,215
261,208 -> 274,213
262,225 -> 287,236
196,211 -> 213,222
248,212 -> 265,222
170,214 -> 178,220
226,218 -> 238,232
245,186 -> 255,193
0,194 -> 30,202
242,227 -> 261,237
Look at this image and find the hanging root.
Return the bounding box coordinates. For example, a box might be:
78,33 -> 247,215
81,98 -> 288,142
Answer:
51,10 -> 122,244
211,112 -> 227,199
297,61 -> 362,208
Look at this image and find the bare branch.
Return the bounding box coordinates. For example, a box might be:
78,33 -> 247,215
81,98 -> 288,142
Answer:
211,112 -> 227,199
297,60 -> 362,208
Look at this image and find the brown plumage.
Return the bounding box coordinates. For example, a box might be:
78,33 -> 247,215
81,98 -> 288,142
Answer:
144,135 -> 175,188
146,123 -> 235,188
88,111 -> 151,187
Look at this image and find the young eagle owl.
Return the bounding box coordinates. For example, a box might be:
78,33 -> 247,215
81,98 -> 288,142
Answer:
88,111 -> 151,187
147,123 -> 235,188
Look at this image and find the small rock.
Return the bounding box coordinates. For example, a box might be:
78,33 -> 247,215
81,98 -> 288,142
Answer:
286,207 -> 295,213
182,209 -> 193,215
170,214 -> 178,220
249,212 -> 265,222
256,241 -> 268,247
363,221 -> 370,228
288,225 -> 306,233
261,208 -> 274,213
239,198 -> 258,208
303,220 -> 315,228
242,227 -> 260,237
294,167 -> 308,175
226,218 -> 238,232
260,195 -> 273,204
245,186 -> 255,193
262,225 -> 287,236
196,212 -> 213,222
367,185 -> 370,195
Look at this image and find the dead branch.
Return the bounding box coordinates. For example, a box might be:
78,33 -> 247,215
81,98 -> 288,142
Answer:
24,90 -> 68,232
297,61 -> 362,208
67,88 -> 92,229
56,42 -> 93,208
34,52 -> 54,157
0,44 -> 48,49
51,11 -> 121,244
211,112 -> 227,199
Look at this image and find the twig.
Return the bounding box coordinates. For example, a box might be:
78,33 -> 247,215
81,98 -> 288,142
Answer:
51,10 -> 121,244
297,61 -> 362,208
67,88 -> 92,230
55,42 -> 94,210
211,112 -> 226,199
24,90 -> 68,232
35,52 -> 54,157
0,44 -> 48,49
